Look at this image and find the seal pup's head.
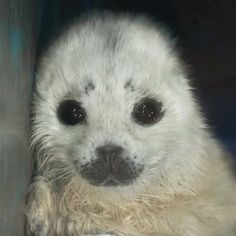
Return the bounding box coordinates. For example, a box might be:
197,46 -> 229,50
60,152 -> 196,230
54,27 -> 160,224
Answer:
33,12 -> 207,200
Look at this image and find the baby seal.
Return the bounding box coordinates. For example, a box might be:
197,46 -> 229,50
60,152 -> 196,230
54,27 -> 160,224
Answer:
26,12 -> 236,236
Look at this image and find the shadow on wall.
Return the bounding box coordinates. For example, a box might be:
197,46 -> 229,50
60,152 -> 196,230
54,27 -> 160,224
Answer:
0,1 -> 41,235
37,0 -> 236,155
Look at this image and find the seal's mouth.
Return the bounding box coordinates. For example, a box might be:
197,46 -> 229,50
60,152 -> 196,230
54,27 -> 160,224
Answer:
103,178 -> 120,186
74,153 -> 144,187
88,176 -> 134,187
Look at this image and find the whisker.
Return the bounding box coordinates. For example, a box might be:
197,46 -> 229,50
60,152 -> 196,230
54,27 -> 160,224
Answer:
49,169 -> 73,184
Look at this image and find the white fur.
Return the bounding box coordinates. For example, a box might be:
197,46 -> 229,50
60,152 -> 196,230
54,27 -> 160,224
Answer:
26,12 -> 236,236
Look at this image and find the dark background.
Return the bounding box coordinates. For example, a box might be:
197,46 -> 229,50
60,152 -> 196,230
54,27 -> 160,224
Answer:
37,0 -> 236,155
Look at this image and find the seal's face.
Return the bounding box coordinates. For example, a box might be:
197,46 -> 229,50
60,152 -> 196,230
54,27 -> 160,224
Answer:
56,94 -> 164,186
51,77 -> 167,187
34,15 -> 197,191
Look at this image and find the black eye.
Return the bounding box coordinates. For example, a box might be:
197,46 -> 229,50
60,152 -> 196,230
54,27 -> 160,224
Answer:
132,98 -> 164,126
57,100 -> 86,125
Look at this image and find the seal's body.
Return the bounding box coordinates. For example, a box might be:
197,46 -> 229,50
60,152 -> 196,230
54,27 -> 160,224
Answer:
26,13 -> 236,236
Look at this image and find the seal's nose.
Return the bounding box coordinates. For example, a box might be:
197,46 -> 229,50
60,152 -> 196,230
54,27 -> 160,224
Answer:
95,144 -> 123,172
